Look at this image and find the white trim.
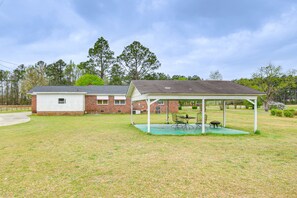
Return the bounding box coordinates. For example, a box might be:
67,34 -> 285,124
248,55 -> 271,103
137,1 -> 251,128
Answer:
114,100 -> 126,105
97,100 -> 109,105
150,99 -> 159,105
33,92 -> 86,95
202,99 -> 205,134
254,98 -> 258,133
97,96 -> 109,100
147,99 -> 151,133
147,95 -> 258,100
114,96 -> 126,100
246,99 -> 255,105
157,100 -> 164,105
223,100 -> 226,127
87,94 -> 126,96
131,95 -> 258,102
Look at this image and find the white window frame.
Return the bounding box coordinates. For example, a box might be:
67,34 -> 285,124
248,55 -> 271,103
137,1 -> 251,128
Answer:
97,100 -> 109,105
114,99 -> 126,105
157,100 -> 164,105
58,98 -> 66,104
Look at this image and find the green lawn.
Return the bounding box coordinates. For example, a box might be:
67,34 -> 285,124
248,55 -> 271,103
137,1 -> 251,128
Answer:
0,107 -> 296,197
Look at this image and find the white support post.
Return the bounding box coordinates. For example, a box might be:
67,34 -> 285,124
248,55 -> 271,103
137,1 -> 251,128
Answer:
147,99 -> 151,133
223,100 -> 226,127
202,99 -> 205,134
130,103 -> 133,125
166,100 -> 169,124
254,98 -> 257,133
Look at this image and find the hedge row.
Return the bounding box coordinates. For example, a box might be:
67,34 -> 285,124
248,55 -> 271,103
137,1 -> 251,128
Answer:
271,109 -> 296,118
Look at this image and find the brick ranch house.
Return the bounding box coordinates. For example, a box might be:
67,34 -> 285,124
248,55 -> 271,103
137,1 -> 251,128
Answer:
28,86 -> 179,115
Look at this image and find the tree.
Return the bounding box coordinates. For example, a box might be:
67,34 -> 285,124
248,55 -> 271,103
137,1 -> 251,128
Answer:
64,61 -> 81,85
85,37 -> 115,79
75,74 -> 104,86
209,70 -> 223,80
144,72 -> 170,80
117,41 -> 161,82
46,59 -> 67,85
188,75 -> 201,80
21,61 -> 49,103
10,65 -> 26,104
77,60 -> 96,75
109,64 -> 125,85
252,64 -> 282,111
171,75 -> 187,80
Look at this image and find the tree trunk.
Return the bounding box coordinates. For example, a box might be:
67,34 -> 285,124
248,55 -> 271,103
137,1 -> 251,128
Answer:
264,101 -> 269,112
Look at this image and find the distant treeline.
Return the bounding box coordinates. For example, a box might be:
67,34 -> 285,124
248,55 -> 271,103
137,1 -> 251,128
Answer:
0,37 -> 296,106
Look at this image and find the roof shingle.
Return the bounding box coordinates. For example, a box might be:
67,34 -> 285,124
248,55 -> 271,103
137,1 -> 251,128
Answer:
131,80 -> 263,95
28,85 -> 129,95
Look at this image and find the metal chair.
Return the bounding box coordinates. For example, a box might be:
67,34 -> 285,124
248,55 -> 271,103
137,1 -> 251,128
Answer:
172,113 -> 187,129
196,113 -> 207,128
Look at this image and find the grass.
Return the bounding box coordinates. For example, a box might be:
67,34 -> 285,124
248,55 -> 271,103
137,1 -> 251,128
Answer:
0,110 -> 31,114
0,106 -> 297,197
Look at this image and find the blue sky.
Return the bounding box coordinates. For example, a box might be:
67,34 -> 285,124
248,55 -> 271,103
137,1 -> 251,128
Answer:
0,0 -> 296,79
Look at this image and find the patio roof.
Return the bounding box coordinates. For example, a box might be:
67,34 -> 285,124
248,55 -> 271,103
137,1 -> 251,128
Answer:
127,80 -> 264,134
127,80 -> 264,101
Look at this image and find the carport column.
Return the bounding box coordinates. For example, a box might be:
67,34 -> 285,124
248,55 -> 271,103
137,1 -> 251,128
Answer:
166,100 -> 169,124
147,99 -> 151,133
130,103 -> 133,125
223,100 -> 226,127
202,99 -> 205,134
254,98 -> 257,133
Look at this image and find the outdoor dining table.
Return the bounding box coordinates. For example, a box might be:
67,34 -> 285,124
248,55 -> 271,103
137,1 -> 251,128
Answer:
178,115 -> 196,124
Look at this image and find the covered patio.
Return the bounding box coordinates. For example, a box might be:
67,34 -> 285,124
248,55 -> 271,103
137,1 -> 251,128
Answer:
127,80 -> 264,134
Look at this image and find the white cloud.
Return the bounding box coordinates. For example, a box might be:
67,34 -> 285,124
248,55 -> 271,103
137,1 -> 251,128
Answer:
162,6 -> 297,79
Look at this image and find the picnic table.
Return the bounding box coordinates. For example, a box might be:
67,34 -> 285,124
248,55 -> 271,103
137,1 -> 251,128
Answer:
210,120 -> 221,128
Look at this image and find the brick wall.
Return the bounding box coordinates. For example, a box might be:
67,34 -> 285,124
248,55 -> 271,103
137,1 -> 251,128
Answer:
133,100 -> 179,113
37,111 -> 84,116
85,95 -> 131,114
33,94 -> 179,115
32,95 -> 37,113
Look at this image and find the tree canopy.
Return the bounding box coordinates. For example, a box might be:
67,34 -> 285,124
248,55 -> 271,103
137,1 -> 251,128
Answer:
209,70 -> 223,80
81,37 -> 115,79
252,64 -> 282,111
117,41 -> 161,82
75,74 -> 104,86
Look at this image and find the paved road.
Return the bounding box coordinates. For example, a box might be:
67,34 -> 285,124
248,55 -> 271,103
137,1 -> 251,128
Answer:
0,112 -> 31,127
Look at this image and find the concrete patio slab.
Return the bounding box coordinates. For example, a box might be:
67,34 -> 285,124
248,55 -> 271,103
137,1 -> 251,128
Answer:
0,112 -> 31,127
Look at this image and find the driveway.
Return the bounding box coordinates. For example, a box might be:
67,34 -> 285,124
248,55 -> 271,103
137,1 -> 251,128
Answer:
0,112 -> 31,127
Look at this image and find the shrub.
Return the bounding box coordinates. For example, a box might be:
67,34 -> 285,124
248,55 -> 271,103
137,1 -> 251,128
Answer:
283,110 -> 294,118
275,110 -> 283,117
192,106 -> 197,110
270,109 -> 277,116
288,109 -> 296,114
268,101 -> 285,110
178,106 -> 182,110
254,130 -> 261,135
75,74 -> 104,86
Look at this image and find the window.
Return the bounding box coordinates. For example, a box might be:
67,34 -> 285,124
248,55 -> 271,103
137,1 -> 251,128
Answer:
97,100 -> 108,105
157,100 -> 164,105
58,98 -> 66,104
114,100 -> 126,105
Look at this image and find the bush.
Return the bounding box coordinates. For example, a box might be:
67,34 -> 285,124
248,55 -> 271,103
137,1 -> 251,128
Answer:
192,106 -> 197,110
178,106 -> 182,110
275,110 -> 283,117
254,130 -> 261,135
75,74 -> 104,86
268,101 -> 285,110
283,110 -> 294,118
270,109 -> 277,116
